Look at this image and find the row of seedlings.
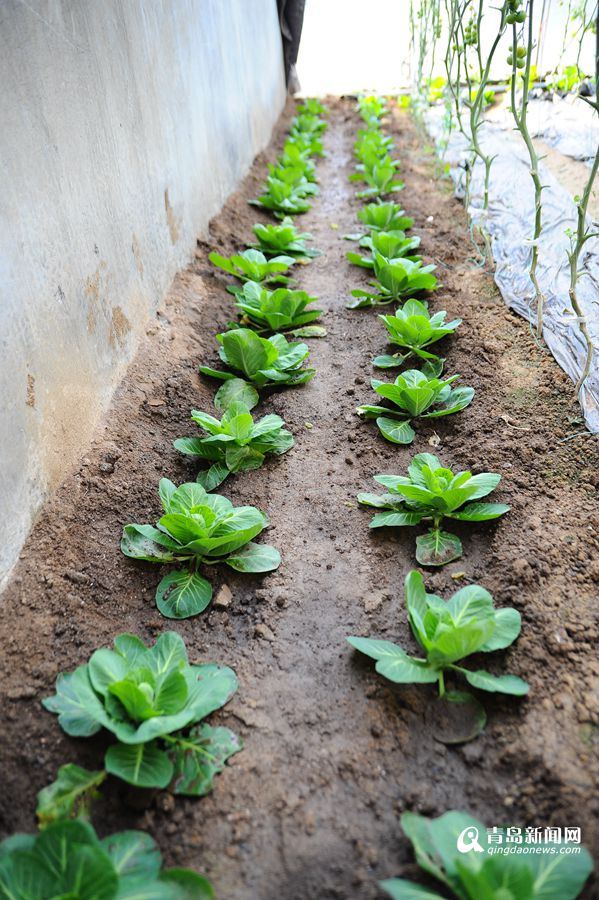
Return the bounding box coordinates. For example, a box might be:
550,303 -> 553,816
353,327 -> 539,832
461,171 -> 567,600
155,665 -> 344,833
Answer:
342,96 -> 593,899
0,103 -> 329,898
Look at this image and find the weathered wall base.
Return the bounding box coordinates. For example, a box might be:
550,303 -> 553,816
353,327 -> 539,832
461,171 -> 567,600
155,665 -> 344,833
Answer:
0,0 -> 286,587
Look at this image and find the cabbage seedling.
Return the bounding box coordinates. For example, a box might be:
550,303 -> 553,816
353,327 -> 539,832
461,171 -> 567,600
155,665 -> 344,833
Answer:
348,569 -> 528,710
353,161 -> 404,200
296,97 -> 328,116
251,218 -> 320,259
250,177 -> 313,218
357,365 -> 474,444
174,401 -> 294,490
358,201 -> 414,234
380,810 -> 593,900
358,452 -> 509,565
232,283 -> 325,337
346,230 -> 421,268
290,112 -> 327,138
122,479 -> 281,617
0,820 -> 215,899
348,254 -> 437,308
373,298 -> 462,367
357,95 -> 387,121
200,328 -> 315,387
208,248 -> 295,293
43,631 -> 241,794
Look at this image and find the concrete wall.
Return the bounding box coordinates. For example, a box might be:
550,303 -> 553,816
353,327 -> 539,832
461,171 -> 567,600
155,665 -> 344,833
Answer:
0,0 -> 286,589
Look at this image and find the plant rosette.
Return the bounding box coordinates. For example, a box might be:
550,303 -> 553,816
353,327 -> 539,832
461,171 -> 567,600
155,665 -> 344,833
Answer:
357,362 -> 474,444
251,218 -> 321,259
0,820 -> 215,899
348,569 -> 528,742
122,479 -> 280,618
231,282 -> 326,337
372,298 -> 462,367
347,254 -> 437,309
199,328 -> 315,388
346,229 -> 421,269
208,248 -> 295,294
358,452 -> 509,566
42,631 -> 242,795
174,395 -> 294,491
343,201 -> 414,241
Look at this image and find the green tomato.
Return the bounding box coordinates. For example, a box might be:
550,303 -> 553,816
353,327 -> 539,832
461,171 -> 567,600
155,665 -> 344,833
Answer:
516,10 -> 526,21
516,46 -> 526,57
516,58 -> 526,69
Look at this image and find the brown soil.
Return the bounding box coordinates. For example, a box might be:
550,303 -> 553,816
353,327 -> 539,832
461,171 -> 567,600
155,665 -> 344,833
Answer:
1,98 -> 599,899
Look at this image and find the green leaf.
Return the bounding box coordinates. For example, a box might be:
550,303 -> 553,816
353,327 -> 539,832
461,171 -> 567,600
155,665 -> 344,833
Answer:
169,724 -> 243,796
42,665 -> 109,737
214,377 -> 259,411
225,541 -> 281,573
447,502 -> 510,521
481,608 -> 521,651
196,462 -> 230,491
289,325 -> 327,337
456,668 -> 529,695
160,869 -> 216,899
377,416 -> 415,444
372,353 -> 407,368
156,570 -> 213,619
121,525 -> 178,563
400,810 -> 488,887
416,530 -> 462,566
220,329 -> 269,376
347,637 -> 439,684
105,741 -> 174,788
379,878 -> 444,899
225,444 -> 265,473
36,764 -> 106,828
102,829 -> 161,881
370,510 -> 425,527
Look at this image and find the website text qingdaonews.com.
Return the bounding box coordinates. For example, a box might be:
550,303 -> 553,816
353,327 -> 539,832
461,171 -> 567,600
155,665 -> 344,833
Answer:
487,845 -> 584,856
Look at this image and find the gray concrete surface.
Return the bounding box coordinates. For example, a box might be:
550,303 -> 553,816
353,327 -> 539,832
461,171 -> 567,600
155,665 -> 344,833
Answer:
0,0 -> 286,588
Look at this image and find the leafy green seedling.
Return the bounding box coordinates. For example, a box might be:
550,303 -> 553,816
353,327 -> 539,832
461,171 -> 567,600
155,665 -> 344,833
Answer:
250,177 -> 313,218
290,112 -> 327,138
354,127 -> 394,162
373,298 -> 461,367
0,820 -> 215,899
43,631 -> 241,793
348,569 -> 528,718
266,163 -> 318,197
200,328 -> 315,387
208,248 -> 295,293
276,145 -> 317,182
357,201 -> 414,234
353,162 -> 404,200
122,479 -> 280,617
174,401 -> 294,490
358,452 -> 509,566
348,254 -> 437,308
297,97 -> 328,116
380,810 -> 593,900
286,131 -> 324,158
346,230 -> 421,268
357,365 -> 474,444
231,282 -> 325,336
36,764 -> 106,828
357,95 -> 387,121
251,218 -> 320,259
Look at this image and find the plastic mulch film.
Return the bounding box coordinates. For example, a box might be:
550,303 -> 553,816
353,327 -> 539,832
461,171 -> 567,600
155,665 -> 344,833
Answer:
495,95 -> 599,163
425,107 -> 599,432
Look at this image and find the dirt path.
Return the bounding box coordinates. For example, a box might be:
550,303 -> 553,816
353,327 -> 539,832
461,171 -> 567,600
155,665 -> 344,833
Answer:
1,99 -> 598,899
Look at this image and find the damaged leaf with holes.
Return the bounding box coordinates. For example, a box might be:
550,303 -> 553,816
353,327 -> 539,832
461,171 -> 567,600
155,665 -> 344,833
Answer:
121,479 -> 280,617
358,453 -> 509,566
42,631 -> 241,795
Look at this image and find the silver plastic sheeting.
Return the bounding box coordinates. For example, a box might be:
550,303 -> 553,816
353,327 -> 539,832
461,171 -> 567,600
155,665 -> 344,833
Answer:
495,95 -> 599,163
425,107 -> 599,432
